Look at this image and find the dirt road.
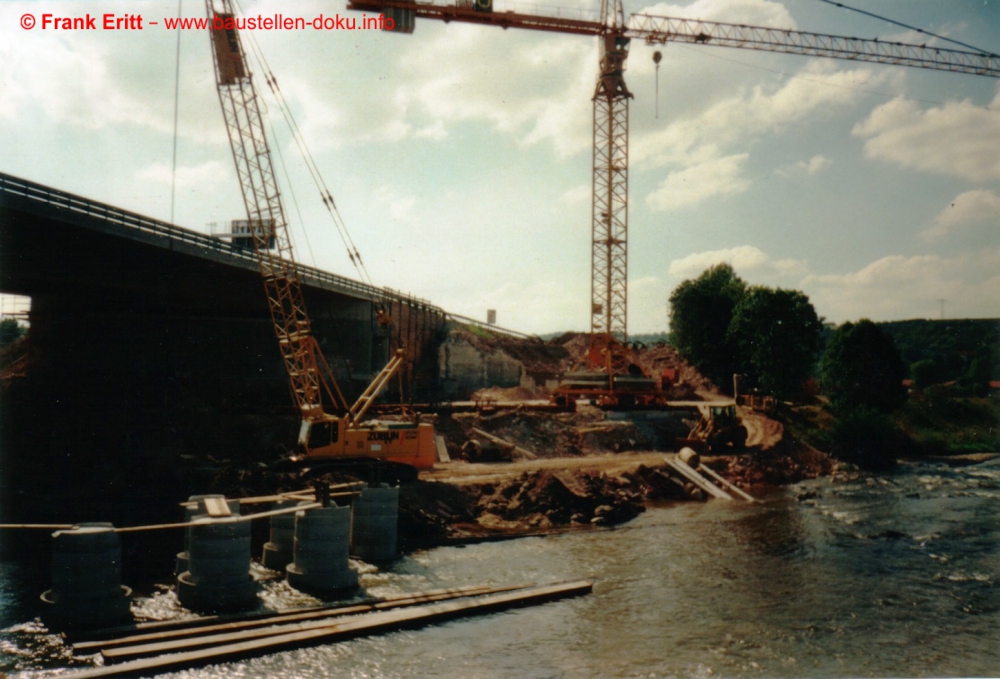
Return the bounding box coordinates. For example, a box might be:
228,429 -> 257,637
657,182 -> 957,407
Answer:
421,451 -> 674,486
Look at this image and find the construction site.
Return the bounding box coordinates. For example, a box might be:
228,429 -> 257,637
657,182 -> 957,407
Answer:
2,0 -> 998,676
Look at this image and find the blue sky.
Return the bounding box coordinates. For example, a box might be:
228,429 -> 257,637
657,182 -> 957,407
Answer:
1,0 -> 998,334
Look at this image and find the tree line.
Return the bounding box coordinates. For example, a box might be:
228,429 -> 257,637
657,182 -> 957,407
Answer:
668,264 -> 910,468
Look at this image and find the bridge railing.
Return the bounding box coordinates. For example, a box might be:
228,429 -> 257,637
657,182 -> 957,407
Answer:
0,172 -> 444,314
445,313 -> 537,341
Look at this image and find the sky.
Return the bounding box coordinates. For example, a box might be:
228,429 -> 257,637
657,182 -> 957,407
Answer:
1,0 -> 998,334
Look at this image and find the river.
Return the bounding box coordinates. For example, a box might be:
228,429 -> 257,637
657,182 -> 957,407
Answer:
2,458 -> 998,678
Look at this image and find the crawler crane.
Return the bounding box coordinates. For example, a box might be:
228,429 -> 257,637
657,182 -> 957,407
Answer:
204,0 -> 436,478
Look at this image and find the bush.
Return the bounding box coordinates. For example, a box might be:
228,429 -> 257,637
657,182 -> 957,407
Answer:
826,407 -> 904,470
820,319 -> 907,414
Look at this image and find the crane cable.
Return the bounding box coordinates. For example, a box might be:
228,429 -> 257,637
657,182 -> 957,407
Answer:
230,1 -> 409,395
813,0 -> 997,56
232,1 -> 388,314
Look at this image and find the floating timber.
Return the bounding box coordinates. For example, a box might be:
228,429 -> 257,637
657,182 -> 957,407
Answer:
56,580 -> 593,678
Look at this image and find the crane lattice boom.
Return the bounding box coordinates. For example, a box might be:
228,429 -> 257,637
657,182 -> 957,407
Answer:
628,14 -> 999,78
346,0 -> 998,388
206,0 -> 346,420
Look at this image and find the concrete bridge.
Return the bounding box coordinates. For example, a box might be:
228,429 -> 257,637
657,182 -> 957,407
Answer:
0,171 -> 451,529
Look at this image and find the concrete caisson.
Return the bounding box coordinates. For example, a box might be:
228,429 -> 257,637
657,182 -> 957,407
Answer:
40,523 -> 132,631
175,494 -> 240,575
176,515 -> 258,613
261,499 -> 298,570
286,503 -> 358,596
350,484 -> 399,563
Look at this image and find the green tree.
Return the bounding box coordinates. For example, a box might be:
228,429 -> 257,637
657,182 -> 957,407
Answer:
819,319 -> 907,413
910,358 -> 946,390
668,264 -> 746,389
728,286 -> 823,400
826,406 -> 902,470
0,318 -> 25,348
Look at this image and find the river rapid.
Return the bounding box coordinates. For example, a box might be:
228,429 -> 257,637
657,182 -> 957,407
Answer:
2,458 -> 998,678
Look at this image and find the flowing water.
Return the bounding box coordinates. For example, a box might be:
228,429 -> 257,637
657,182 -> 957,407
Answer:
2,458 -> 998,678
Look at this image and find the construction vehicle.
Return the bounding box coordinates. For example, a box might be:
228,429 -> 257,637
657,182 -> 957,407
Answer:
205,0 -> 436,479
345,0 -> 998,410
676,402 -> 748,455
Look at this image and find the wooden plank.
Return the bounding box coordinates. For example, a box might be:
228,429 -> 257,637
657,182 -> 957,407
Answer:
471,427 -> 538,460
666,458 -> 733,501
0,523 -> 75,530
114,503 -> 322,534
65,581 -> 593,678
202,498 -> 232,517
435,434 -> 451,462
697,464 -> 756,502
101,584 -> 531,661
71,583 -> 517,644
78,584 -> 528,653
177,484 -> 366,508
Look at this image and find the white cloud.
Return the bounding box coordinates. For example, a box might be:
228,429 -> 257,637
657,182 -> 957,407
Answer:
638,0 -> 797,27
663,246 -> 1000,323
668,245 -> 809,280
646,154 -> 750,210
0,1 -> 227,144
634,61 -> 891,169
559,184 -> 590,204
852,92 -> 1000,182
375,186 -> 418,222
415,121 -> 448,141
923,189 -> 1000,241
628,275 -> 672,333
136,161 -> 230,192
803,251 -> 1000,322
393,25 -> 595,157
776,154 -> 832,177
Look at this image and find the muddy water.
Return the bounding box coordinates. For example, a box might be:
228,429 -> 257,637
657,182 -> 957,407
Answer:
2,459 -> 999,677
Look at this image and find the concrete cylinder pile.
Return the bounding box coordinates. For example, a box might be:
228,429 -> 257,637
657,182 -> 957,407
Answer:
262,499 -> 298,570
175,494 -> 239,575
350,484 -> 400,563
176,511 -> 258,613
286,503 -> 358,596
40,523 -> 133,631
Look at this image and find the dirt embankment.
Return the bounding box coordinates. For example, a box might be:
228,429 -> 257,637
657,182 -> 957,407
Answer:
400,333 -> 833,546
141,330 -> 833,550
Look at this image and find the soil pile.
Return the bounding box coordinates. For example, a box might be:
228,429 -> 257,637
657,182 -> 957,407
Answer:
435,409 -> 675,461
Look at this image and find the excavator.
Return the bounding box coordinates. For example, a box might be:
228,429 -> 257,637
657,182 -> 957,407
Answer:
205,0 -> 436,479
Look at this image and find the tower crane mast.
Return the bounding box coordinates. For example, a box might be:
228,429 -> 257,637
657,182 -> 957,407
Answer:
346,0 -> 997,406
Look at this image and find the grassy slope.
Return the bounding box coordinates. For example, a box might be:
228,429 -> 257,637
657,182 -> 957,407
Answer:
895,392 -> 1000,455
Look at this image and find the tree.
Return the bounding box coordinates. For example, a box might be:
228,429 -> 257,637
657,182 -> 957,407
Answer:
910,358 -> 946,390
668,264 -> 746,389
727,286 -> 823,400
819,319 -> 907,413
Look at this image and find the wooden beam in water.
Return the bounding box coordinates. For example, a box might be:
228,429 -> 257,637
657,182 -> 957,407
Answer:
60,581 -> 593,678
665,457 -> 733,500
77,584 -> 529,653
697,464 -> 756,502
71,583 -> 524,644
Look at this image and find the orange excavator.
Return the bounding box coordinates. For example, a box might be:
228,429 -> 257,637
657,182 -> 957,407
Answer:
205,0 -> 436,478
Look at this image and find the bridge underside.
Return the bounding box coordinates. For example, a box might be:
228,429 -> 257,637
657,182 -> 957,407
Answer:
0,175 -> 445,536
